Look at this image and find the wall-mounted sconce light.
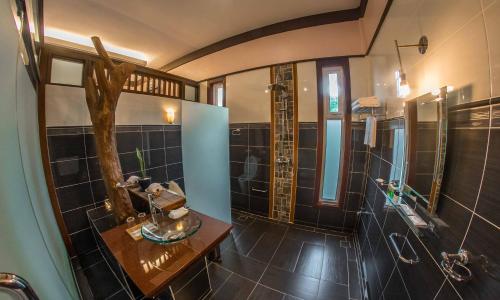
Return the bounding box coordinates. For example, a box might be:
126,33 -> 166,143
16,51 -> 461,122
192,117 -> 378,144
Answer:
395,36 -> 428,98
165,108 -> 175,124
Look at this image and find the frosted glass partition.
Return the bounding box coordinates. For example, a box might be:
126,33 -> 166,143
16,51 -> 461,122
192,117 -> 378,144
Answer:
0,2 -> 78,296
322,120 -> 342,201
181,101 -> 231,223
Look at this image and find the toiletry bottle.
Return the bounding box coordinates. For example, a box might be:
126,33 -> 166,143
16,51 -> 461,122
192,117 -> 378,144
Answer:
387,181 -> 395,199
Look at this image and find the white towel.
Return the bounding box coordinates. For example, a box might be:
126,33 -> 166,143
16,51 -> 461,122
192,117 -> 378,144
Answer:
364,116 -> 377,148
168,207 -> 189,219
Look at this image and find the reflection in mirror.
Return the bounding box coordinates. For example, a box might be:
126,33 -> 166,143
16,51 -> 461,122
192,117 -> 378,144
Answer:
389,125 -> 405,183
404,87 -> 448,214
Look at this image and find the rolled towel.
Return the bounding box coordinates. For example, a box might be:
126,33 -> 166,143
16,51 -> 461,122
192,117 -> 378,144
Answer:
146,183 -> 166,195
126,175 -> 140,184
168,207 -> 189,219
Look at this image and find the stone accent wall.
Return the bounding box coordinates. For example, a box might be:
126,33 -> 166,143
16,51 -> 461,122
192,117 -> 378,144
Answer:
271,63 -> 297,222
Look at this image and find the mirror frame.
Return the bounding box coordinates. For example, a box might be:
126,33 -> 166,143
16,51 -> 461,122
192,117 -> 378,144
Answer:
403,86 -> 448,214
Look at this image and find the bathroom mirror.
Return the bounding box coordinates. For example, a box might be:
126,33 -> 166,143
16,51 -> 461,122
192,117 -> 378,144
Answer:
403,87 -> 448,214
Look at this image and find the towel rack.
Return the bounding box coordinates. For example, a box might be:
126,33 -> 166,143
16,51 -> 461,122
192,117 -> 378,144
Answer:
388,233 -> 420,265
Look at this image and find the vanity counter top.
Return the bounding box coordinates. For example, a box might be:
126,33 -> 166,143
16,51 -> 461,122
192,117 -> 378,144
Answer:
89,208 -> 231,298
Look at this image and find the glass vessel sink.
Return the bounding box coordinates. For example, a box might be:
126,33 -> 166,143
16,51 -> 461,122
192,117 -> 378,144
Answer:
141,213 -> 202,244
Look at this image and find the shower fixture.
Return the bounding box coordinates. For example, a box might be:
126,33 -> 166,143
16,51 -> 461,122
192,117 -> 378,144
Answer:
268,73 -> 287,93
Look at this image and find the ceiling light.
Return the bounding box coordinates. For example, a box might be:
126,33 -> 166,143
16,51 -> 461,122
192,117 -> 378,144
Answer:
303,87 -> 308,92
45,27 -> 148,62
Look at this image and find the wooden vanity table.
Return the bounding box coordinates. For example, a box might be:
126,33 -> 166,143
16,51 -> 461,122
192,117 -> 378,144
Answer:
88,206 -> 232,299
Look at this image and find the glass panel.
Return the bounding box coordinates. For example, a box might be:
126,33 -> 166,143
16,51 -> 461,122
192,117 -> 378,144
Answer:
390,127 -> 405,182
181,101 -> 231,223
136,74 -> 142,91
175,83 -> 180,97
130,73 -> 136,91
160,79 -> 165,94
185,85 -> 196,101
142,76 -> 149,92
148,77 -> 154,93
328,73 -> 339,112
50,58 -> 83,86
212,82 -> 224,106
1,45 -> 79,298
165,81 -> 170,95
322,119 -> 342,201
217,87 -> 224,106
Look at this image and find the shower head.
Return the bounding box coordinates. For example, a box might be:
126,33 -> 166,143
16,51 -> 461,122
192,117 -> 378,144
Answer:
268,83 -> 287,92
268,72 -> 287,92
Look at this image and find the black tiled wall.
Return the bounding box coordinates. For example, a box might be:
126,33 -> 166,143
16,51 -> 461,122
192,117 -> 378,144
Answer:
47,124 -> 184,259
294,122 -> 368,232
358,101 -> 500,300
229,123 -> 271,216
228,121 -> 368,232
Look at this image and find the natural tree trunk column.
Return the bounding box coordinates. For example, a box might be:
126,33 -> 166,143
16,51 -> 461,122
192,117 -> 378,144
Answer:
84,36 -> 136,223
94,119 -> 134,222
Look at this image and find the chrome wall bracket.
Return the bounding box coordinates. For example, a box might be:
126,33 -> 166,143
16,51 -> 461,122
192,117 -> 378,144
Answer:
441,249 -> 473,282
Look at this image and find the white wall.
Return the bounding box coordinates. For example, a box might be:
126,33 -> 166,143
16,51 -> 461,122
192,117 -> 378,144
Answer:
297,61 -> 318,122
349,57 -> 374,101
225,68 -> 271,123
0,0 -> 78,298
46,85 -> 182,126
199,80 -> 208,104
368,0 -> 500,117
225,58 -> 373,123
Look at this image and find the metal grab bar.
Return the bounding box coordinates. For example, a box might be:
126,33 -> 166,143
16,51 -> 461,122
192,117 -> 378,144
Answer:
388,233 -> 420,265
0,273 -> 39,300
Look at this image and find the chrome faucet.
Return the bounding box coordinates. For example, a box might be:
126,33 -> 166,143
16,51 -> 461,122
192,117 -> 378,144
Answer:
441,249 -> 473,282
147,193 -> 159,225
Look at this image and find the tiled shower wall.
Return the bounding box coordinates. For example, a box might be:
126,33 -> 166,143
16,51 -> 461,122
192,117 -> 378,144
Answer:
47,124 -> 184,258
358,102 -> 500,299
229,121 -> 368,232
270,63 -> 296,221
229,123 -> 271,216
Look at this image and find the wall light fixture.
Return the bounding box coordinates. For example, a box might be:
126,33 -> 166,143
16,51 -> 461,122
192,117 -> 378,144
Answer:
395,36 -> 428,98
165,108 -> 175,124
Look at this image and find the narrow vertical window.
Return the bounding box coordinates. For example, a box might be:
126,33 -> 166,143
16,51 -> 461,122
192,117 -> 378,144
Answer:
315,59 -> 351,206
208,77 -> 226,107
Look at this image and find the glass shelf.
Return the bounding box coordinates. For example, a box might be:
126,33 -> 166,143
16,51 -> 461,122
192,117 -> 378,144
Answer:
141,213 -> 202,244
380,189 -> 427,238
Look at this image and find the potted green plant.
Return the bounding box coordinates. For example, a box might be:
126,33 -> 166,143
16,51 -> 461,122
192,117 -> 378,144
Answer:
136,148 -> 151,191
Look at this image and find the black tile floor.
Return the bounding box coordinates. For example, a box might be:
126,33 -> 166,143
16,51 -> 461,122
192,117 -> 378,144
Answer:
74,209 -> 363,300
207,209 -> 363,300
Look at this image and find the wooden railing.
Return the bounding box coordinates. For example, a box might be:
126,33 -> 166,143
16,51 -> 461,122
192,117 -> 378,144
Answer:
96,68 -> 183,98
44,44 -> 198,100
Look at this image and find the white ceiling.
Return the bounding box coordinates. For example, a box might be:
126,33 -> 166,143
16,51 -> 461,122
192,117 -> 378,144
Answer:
44,0 -> 361,70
